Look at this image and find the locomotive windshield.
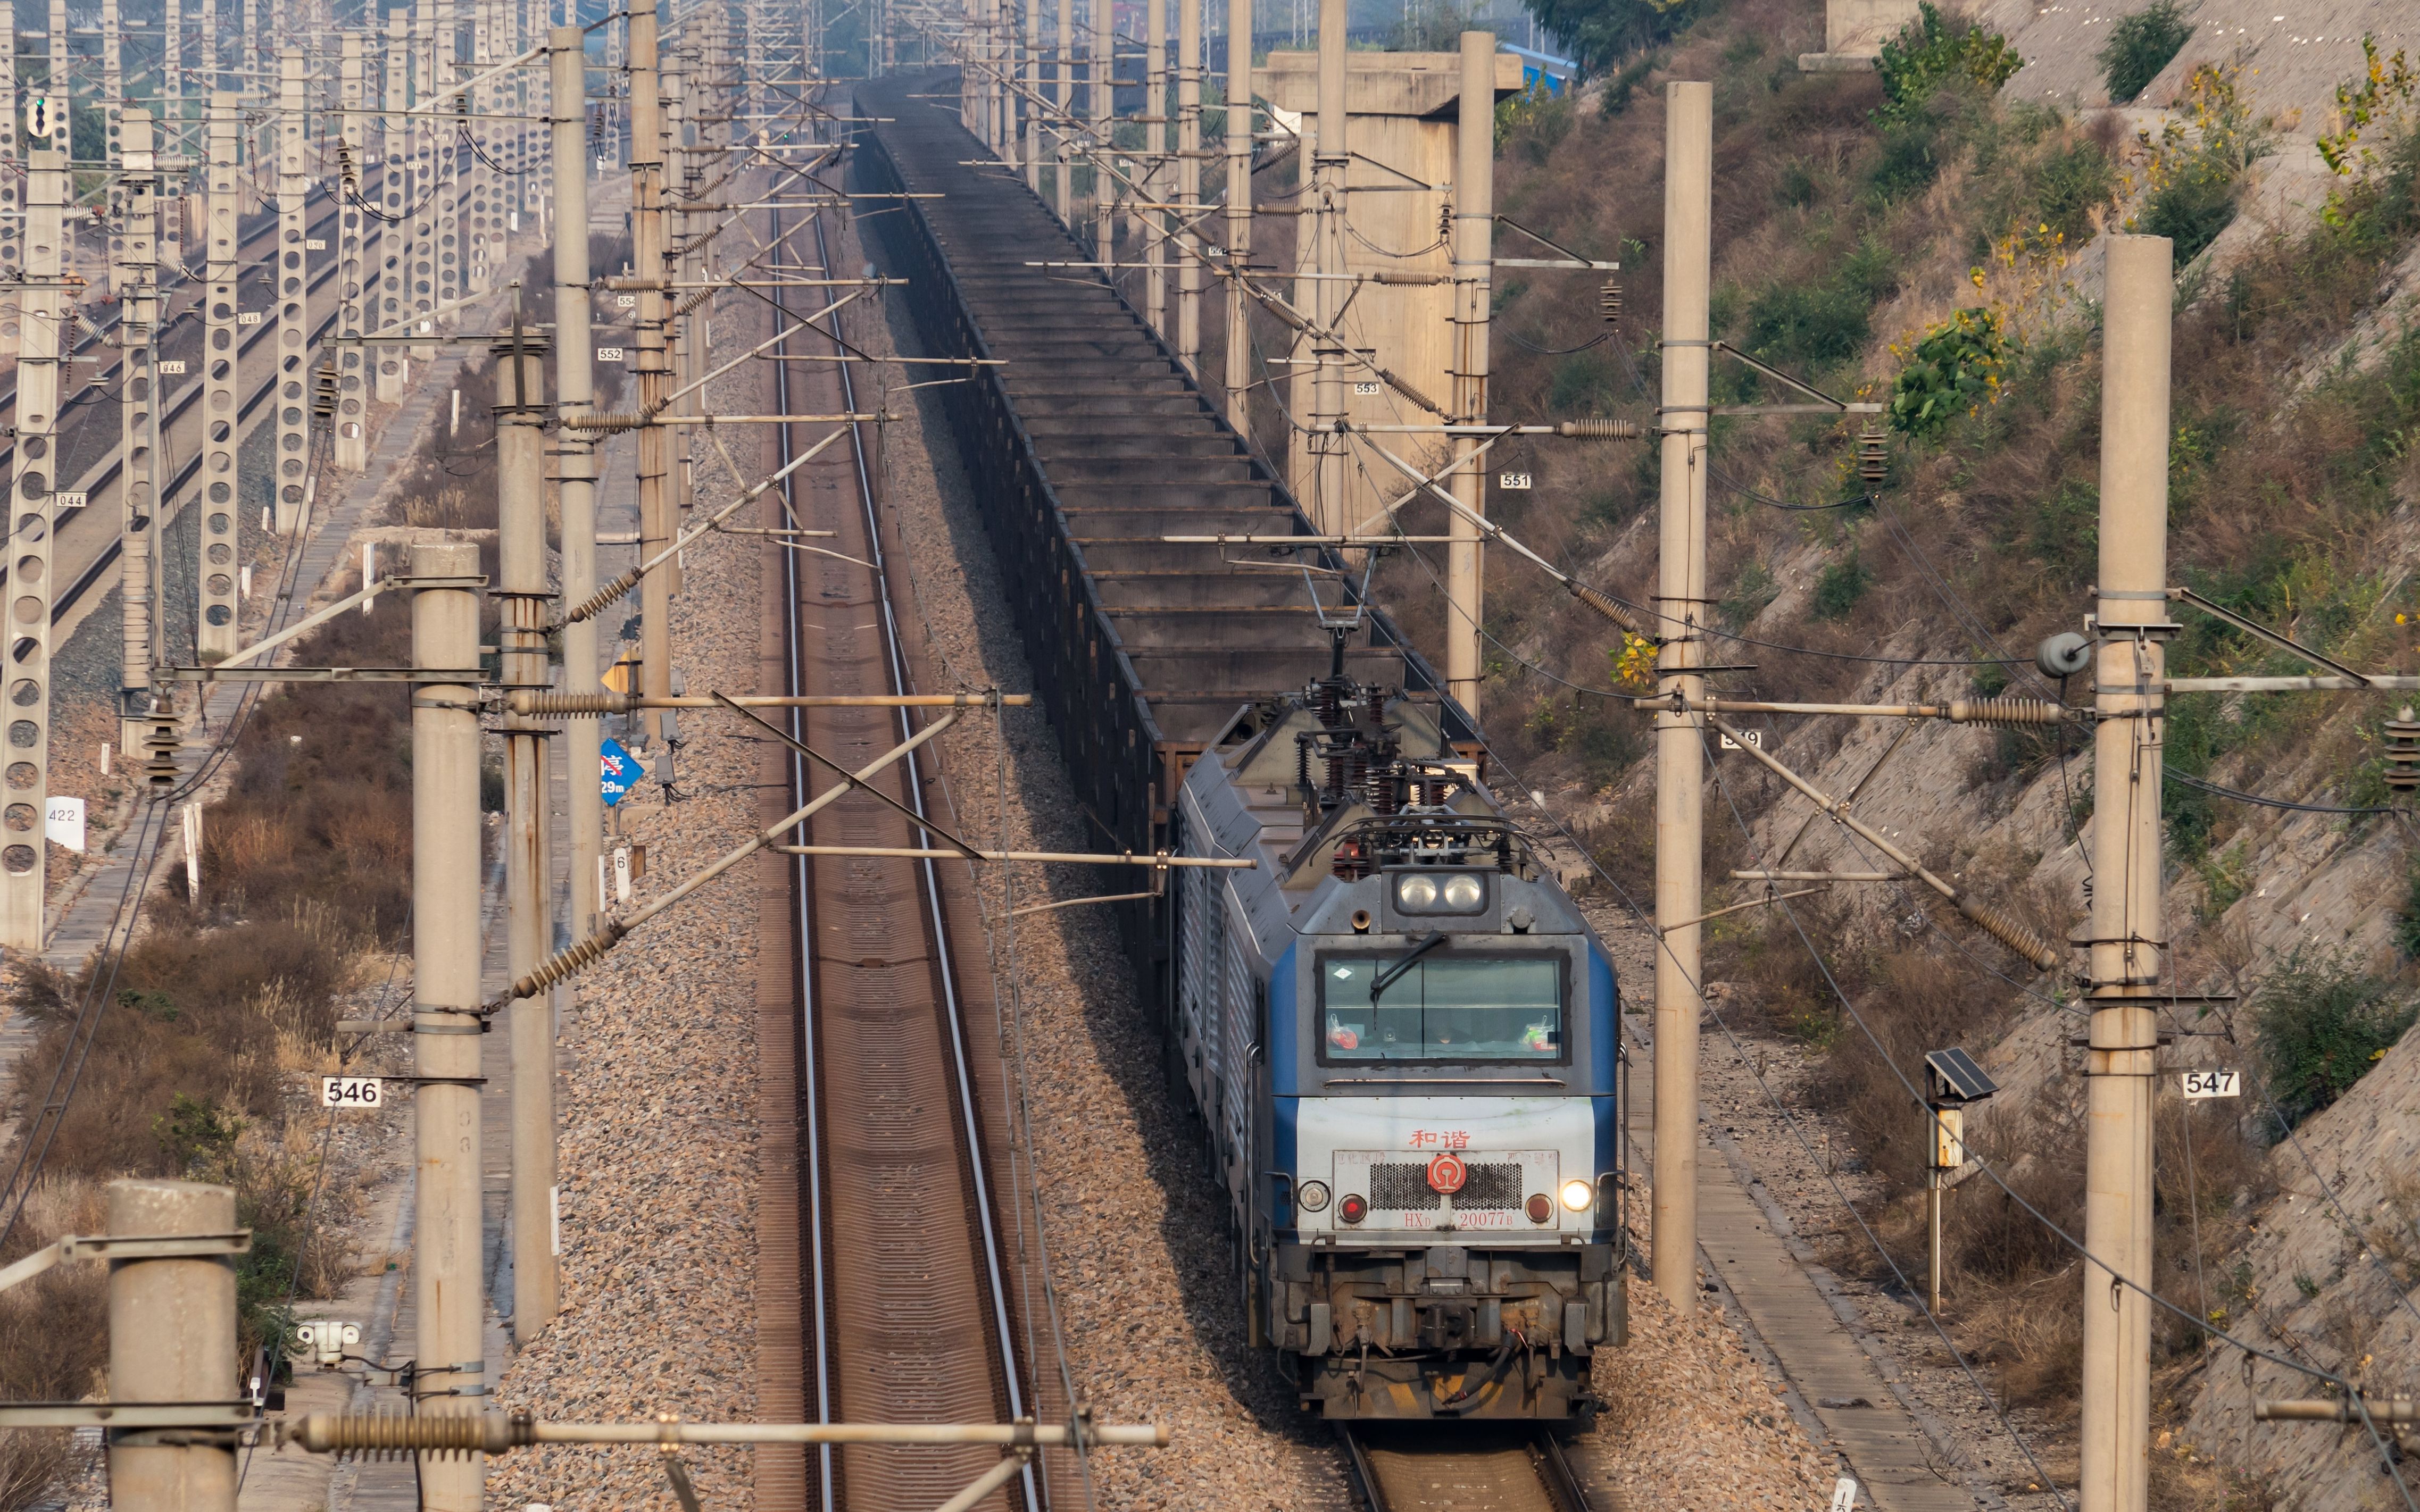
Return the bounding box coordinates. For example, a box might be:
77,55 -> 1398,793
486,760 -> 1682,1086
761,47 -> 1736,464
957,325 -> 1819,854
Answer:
1317,953 -> 1564,1062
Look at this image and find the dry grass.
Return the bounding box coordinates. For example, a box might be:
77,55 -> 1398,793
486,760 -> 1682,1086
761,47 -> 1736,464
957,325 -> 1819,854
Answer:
0,1177 -> 108,1512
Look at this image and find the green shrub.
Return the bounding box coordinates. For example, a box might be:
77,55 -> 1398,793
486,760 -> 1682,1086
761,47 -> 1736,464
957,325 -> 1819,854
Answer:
1813,550 -> 1871,620
2139,156 -> 2242,263
2098,1 -> 2192,104
1745,238 -> 1898,369
1868,120 -> 1943,199
1746,283 -> 1873,367
2251,948 -> 2416,1129
1889,307 -> 2010,438
1875,2 -> 2022,124
2031,137 -> 2119,243
2128,61 -> 2270,264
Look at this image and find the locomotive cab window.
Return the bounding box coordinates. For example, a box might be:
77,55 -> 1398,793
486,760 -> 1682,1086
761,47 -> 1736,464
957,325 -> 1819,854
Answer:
1317,953 -> 1565,1062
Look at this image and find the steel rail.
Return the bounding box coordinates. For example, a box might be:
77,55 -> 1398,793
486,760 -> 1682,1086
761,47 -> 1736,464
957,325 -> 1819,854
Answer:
800,152 -> 1042,1512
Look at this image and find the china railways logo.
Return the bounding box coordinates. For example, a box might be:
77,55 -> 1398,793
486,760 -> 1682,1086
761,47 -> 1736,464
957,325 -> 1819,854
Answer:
1426,1152 -> 1468,1196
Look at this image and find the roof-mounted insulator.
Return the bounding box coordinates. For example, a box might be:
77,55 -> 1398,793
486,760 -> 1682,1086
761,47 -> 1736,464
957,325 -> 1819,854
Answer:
2386,706 -> 2420,791
1599,279 -> 1620,325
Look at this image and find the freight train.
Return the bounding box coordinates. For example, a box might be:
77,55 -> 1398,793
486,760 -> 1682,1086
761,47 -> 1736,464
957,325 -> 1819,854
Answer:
853,91 -> 1627,1425
1172,648 -> 1627,1421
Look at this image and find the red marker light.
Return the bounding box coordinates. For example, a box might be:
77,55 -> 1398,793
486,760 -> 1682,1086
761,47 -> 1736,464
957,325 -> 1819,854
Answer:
1526,1193 -> 1552,1224
1338,1194 -> 1368,1225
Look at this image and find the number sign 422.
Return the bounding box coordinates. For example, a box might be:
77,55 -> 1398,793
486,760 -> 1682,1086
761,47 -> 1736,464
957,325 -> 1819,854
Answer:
321,1075 -> 384,1108
2180,1069 -> 2241,1100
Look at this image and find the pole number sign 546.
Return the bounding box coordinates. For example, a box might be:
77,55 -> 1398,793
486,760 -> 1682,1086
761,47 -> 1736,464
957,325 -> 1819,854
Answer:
320,1075 -> 384,1108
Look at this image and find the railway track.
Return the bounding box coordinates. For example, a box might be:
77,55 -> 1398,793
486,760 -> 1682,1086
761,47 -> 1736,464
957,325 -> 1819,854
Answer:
768,165 -> 1041,1511
1337,1424 -> 1597,1512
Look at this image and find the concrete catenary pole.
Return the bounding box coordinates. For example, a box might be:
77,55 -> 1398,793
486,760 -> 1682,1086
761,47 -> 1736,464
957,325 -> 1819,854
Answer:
0,16 -> 19,278
1650,79 -> 1711,1314
1089,0 -> 1110,257
1220,0 -> 1249,432
412,6 -> 440,367
1,146 -> 66,949
2080,232 -> 2172,1512
1054,0 -> 1072,228
631,8 -> 674,711
431,1 -> 463,325
1025,0 -> 1042,193
1443,31 -> 1492,719
105,1180 -> 238,1512
199,94 -> 240,657
337,31 -> 370,471
380,11 -> 411,402
553,28 -> 602,939
1144,0 -> 1166,334
117,110 -> 162,761
1307,0 -> 1346,536
275,49 -> 309,532
496,330 -> 559,1340
1174,0 -> 1201,375
411,538 -> 487,1512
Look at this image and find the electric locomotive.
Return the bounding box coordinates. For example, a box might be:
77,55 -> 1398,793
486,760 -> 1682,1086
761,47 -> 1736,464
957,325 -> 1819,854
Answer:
1171,658 -> 1627,1422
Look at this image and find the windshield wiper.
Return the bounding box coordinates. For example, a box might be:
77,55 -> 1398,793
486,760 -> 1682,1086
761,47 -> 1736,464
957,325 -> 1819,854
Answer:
1369,931 -> 1447,1002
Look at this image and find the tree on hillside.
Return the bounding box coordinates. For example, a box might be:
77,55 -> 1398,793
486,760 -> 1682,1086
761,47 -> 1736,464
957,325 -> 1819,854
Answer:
1517,0 -> 1696,73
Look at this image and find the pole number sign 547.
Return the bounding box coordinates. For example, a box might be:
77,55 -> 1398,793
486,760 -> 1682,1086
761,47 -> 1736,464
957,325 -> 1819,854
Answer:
2180,1069 -> 2241,1100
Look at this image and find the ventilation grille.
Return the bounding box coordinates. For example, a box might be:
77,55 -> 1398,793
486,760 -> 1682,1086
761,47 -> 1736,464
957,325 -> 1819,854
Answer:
1368,1162 -> 1524,1212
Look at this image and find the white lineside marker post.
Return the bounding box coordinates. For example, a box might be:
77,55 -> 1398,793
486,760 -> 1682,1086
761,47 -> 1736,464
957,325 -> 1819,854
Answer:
363,543 -> 377,613
1651,78 -> 1713,1316
182,802 -> 203,899
2080,232 -> 2173,1512
100,744 -> 111,777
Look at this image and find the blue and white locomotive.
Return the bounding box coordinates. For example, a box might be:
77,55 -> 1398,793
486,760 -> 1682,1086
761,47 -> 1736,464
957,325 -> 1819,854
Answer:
1170,663 -> 1627,1422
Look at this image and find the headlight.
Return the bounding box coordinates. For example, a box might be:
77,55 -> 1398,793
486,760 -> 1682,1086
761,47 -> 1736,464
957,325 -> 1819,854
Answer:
1297,1180 -> 1331,1212
1395,874 -> 1438,910
1561,1179 -> 1595,1212
1442,873 -> 1484,910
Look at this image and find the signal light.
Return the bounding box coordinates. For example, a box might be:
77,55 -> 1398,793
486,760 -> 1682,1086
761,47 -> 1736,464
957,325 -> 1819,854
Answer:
1526,1193 -> 1552,1224
1560,1179 -> 1594,1213
1338,1193 -> 1367,1225
2388,706 -> 2420,791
